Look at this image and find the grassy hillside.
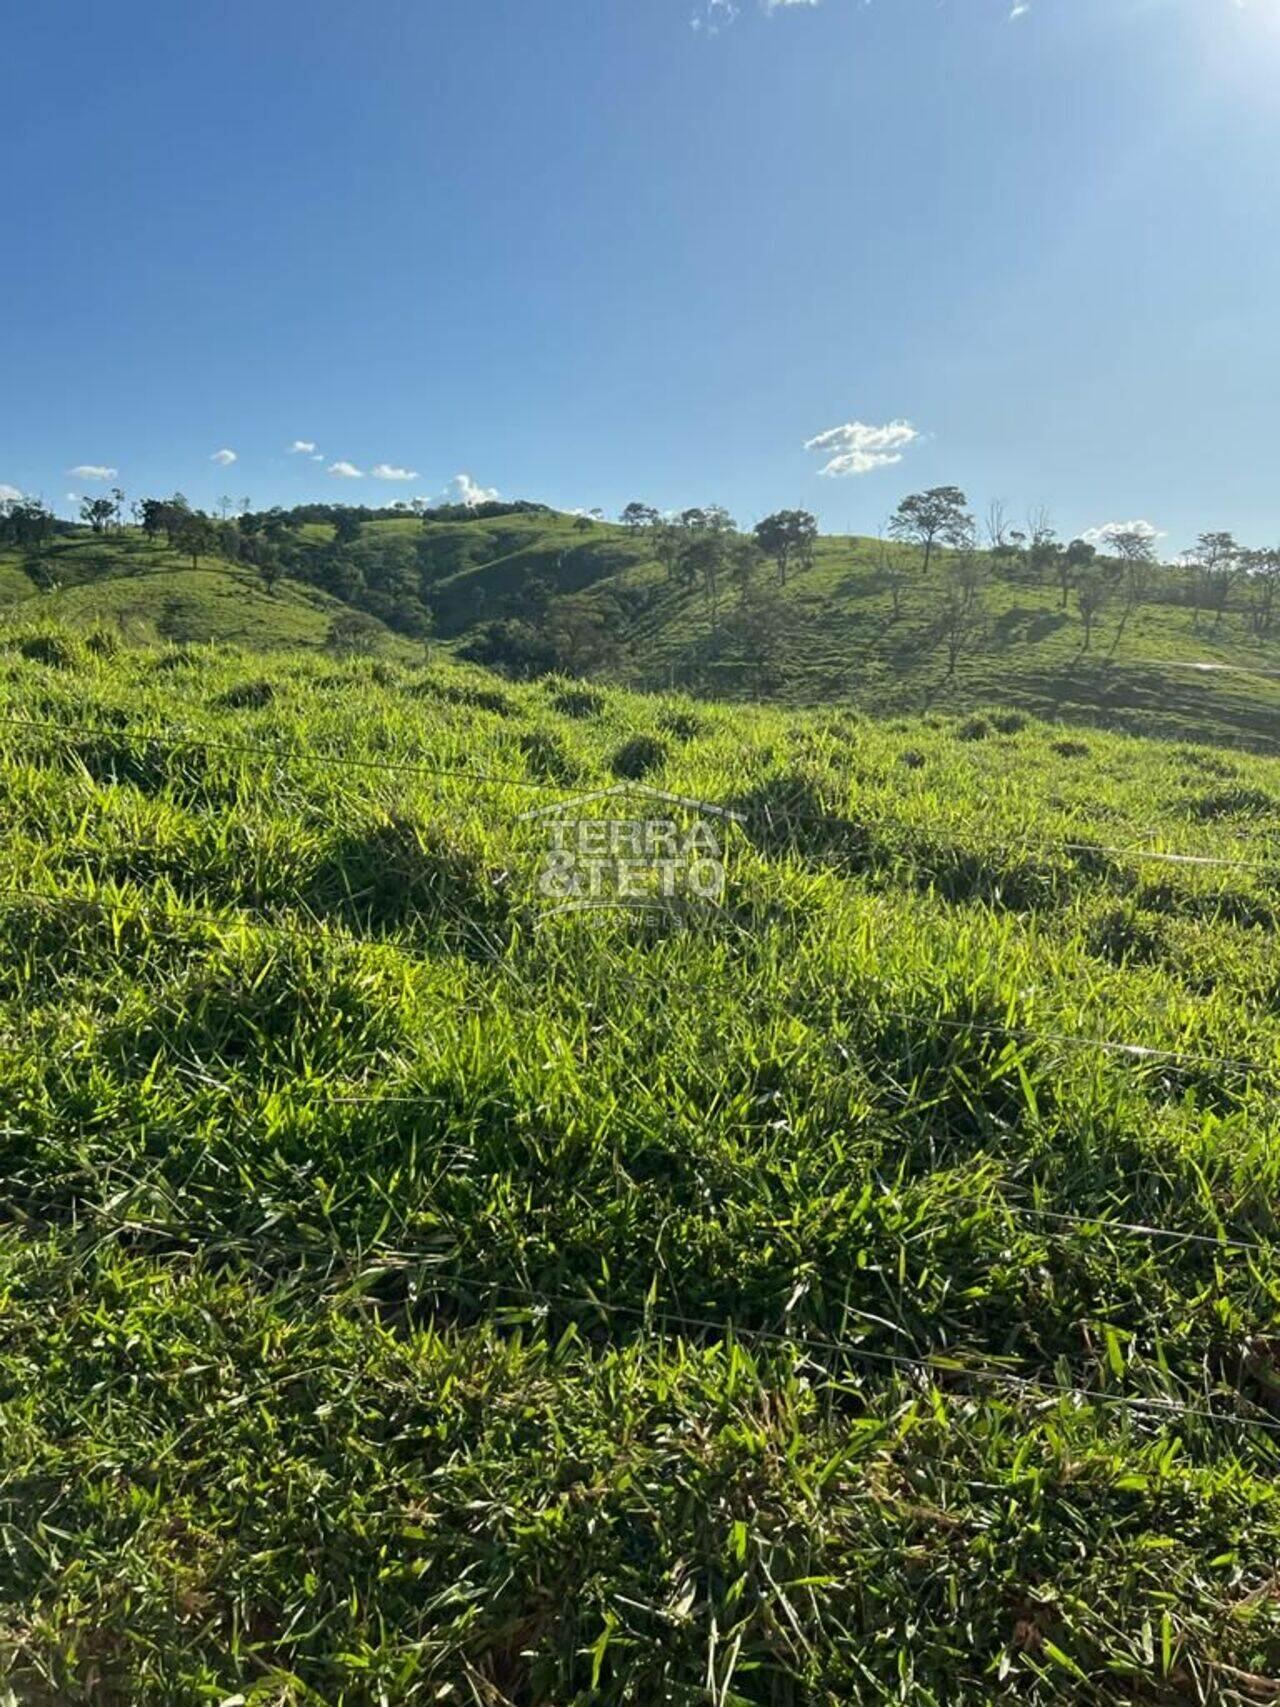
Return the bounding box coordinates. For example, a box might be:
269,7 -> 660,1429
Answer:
10,511 -> 1280,751
5,631 -> 1280,1699
0,531 -> 410,653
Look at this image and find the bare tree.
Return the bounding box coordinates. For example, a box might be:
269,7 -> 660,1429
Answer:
1026,508 -> 1058,586
985,499 -> 1011,554
876,530 -> 909,620
938,551 -> 987,678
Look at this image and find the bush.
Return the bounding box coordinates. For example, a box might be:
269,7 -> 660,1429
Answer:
610,733 -> 667,781
215,678 -> 276,711
459,620 -> 558,680
956,716 -> 992,743
552,686 -> 606,720
9,630 -> 86,670
326,611 -> 383,655
992,711 -> 1028,735
83,624 -> 121,659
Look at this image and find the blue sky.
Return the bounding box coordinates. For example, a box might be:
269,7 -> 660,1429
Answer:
2,0 -> 1275,551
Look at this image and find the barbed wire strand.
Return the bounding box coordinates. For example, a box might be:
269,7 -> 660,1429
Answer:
4,711 -> 1280,875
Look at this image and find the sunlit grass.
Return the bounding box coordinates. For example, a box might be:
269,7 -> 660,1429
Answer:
3,632 -> 1280,1700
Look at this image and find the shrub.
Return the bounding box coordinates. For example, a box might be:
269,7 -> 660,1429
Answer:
610,733 -> 666,781
553,686 -> 606,720
956,716 -> 992,742
9,630 -> 86,670
215,678 -> 276,711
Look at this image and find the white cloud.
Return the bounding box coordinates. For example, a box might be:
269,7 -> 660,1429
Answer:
211,448 -> 238,467
311,453 -> 325,462
1082,519 -> 1165,548
289,440 -> 317,454
371,463 -> 420,481
803,419 -> 921,477
694,0 -> 819,29
328,461 -> 364,479
1010,3 -> 1030,16
444,472 -> 500,508
0,483 -> 23,503
691,0 -> 738,30
68,464 -> 117,481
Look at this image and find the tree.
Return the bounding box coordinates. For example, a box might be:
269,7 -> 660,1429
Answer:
110,488 -> 126,529
729,537 -> 764,605
620,502 -> 659,533
682,531 -> 726,621
1026,510 -> 1059,586
1075,567 -> 1111,650
158,493 -> 191,548
0,498 -> 53,553
875,532 -> 910,621
888,487 -> 972,575
937,553 -> 987,678
652,518 -> 683,582
173,511 -> 216,570
80,496 -> 115,533
1244,547 -> 1280,636
326,611 -> 383,655
985,498 -> 1011,556
138,497 -> 168,546
1105,528 -> 1157,652
753,510 -> 818,587
333,510 -> 362,545
1062,538 -> 1095,610
1187,531 -> 1238,632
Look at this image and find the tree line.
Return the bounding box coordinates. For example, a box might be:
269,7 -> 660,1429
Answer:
3,483 -> 1278,674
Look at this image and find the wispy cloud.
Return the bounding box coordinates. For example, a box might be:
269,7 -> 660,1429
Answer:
68,464 -> 117,481
288,440 -> 317,454
803,419 -> 920,477
691,0 -> 738,32
371,463 -> 420,481
328,461 -> 364,479
0,483 -> 23,503
444,473 -> 500,508
211,448 -> 238,467
1009,3 -> 1030,18
693,0 -> 821,30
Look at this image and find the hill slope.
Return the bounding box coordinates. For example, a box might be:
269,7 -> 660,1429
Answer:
4,632 -> 1280,1698
10,512 -> 1280,752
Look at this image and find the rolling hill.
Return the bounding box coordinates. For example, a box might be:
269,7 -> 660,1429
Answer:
7,506 -> 1280,752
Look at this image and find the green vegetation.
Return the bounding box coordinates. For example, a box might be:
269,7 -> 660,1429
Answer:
4,632 -> 1280,1699
6,493 -> 1280,751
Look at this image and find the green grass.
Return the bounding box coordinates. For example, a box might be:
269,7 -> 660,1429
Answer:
16,517 -> 1280,752
0,534 -> 408,653
4,632 -> 1280,1699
